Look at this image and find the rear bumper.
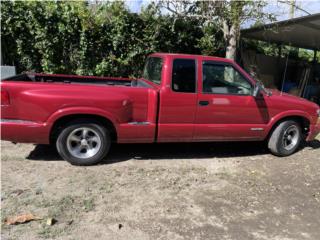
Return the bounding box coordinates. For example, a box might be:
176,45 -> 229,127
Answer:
0,119 -> 50,144
307,119 -> 320,141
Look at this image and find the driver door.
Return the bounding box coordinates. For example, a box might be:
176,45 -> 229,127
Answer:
194,60 -> 269,141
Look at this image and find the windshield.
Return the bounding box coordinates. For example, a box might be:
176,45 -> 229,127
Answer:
142,57 -> 163,85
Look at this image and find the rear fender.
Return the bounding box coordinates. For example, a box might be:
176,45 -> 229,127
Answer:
46,107 -> 119,131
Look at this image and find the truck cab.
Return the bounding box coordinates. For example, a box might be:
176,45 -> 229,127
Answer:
143,53 -> 319,143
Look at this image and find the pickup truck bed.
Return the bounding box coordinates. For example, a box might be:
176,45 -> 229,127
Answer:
2,73 -> 159,144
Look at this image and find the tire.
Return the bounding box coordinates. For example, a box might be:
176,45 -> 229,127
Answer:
56,120 -> 111,165
268,120 -> 302,157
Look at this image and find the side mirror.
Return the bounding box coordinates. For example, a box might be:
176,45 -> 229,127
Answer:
253,83 -> 262,98
253,82 -> 272,97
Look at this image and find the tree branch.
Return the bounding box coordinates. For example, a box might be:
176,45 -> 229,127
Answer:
278,0 -> 311,15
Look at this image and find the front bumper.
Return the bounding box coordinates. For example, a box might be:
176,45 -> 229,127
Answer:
0,119 -> 50,144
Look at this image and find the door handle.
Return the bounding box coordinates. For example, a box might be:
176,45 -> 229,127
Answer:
199,100 -> 209,106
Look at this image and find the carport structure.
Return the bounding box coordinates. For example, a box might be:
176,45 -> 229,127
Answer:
241,13 -> 320,104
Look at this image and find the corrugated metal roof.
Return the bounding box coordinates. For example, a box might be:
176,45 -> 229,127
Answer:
241,13 -> 320,50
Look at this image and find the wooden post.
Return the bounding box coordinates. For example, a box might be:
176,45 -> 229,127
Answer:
276,44 -> 282,88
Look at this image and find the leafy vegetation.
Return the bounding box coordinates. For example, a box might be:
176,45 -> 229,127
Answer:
1,1 -> 315,77
1,1 -> 223,77
160,0 -> 276,60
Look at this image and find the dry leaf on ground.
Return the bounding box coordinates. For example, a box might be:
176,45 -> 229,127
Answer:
5,213 -> 41,225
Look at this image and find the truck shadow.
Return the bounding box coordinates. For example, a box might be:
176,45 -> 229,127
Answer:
26,140 -> 320,164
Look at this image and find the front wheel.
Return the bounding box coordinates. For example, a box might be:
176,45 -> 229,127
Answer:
268,120 -> 302,157
56,121 -> 110,165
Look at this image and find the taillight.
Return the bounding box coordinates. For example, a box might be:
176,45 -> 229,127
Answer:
1,90 -> 10,106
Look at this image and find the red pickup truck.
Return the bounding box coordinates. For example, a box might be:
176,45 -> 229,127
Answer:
1,53 -> 320,165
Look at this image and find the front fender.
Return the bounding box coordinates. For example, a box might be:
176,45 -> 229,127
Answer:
266,110 -> 312,134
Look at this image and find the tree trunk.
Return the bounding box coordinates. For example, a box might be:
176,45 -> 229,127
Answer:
225,34 -> 237,60
223,21 -> 238,61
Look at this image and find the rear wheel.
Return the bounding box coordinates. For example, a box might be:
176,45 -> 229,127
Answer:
268,120 -> 302,156
56,121 -> 110,165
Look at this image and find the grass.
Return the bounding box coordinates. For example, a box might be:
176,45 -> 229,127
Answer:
46,195 -> 75,219
37,223 -> 70,239
37,195 -> 95,238
83,198 -> 95,212
98,183 -> 114,193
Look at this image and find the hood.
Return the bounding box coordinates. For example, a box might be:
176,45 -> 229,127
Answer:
269,89 -> 312,103
268,88 -> 320,113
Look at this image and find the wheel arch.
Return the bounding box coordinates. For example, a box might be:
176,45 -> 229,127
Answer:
266,114 -> 311,141
49,113 -> 118,144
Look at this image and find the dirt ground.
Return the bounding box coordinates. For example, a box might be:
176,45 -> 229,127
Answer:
1,137 -> 320,240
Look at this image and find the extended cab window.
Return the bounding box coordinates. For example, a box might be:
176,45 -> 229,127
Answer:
172,59 -> 196,93
202,62 -> 252,95
142,57 -> 163,85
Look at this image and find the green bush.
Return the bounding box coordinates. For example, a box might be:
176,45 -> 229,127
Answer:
1,1 -> 224,77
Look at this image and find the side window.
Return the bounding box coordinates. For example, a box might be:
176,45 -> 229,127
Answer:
172,59 -> 196,93
202,61 -> 252,95
142,57 -> 163,85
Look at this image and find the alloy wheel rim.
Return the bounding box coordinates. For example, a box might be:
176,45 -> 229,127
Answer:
282,125 -> 299,151
66,127 -> 101,159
